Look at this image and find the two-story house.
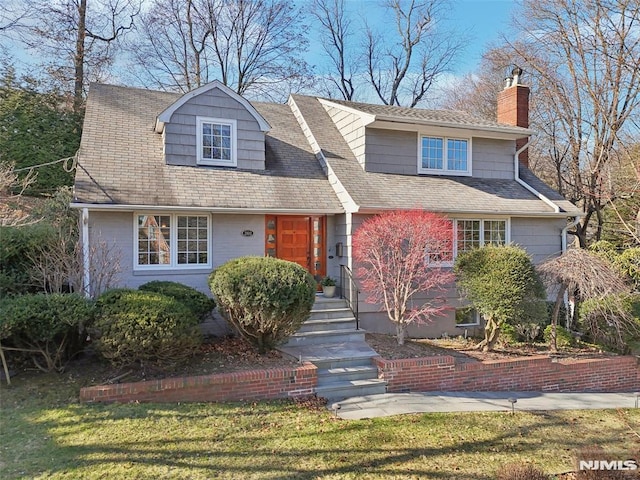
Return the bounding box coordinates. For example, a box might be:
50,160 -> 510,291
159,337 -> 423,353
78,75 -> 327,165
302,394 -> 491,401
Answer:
72,75 -> 581,338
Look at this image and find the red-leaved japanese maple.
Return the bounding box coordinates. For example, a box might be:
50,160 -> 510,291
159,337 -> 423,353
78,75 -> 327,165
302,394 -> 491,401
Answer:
353,210 -> 455,345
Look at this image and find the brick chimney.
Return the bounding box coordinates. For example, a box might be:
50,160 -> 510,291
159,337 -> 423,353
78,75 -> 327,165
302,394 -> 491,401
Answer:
497,67 -> 530,168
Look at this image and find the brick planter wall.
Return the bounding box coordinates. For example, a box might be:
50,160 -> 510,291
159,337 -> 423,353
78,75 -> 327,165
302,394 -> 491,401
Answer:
374,355 -> 640,393
80,362 -> 317,404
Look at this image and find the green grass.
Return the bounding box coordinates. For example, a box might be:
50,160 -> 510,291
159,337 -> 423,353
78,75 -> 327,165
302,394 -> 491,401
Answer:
1,372 -> 639,479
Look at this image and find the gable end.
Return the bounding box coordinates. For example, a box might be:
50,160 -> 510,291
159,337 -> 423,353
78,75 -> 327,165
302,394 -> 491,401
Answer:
155,81 -> 271,133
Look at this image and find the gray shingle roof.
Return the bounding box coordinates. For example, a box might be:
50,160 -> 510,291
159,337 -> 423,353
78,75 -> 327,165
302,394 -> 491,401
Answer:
323,98 -> 532,135
74,84 -> 343,212
291,95 -> 581,216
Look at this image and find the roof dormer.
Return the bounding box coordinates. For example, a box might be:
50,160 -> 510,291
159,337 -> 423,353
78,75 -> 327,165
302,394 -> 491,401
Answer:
155,81 -> 271,170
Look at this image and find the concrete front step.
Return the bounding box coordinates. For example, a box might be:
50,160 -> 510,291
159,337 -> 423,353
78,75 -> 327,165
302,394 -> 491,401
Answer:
318,365 -> 379,383
297,317 -> 356,333
278,341 -> 378,367
315,379 -> 387,400
284,329 -> 365,347
313,295 -> 346,304
308,307 -> 353,320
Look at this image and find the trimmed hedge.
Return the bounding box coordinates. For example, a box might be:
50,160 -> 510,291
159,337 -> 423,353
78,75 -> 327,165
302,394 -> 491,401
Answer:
0,224 -> 57,298
94,289 -> 202,367
209,256 -> 316,353
138,281 -> 215,320
0,293 -> 95,371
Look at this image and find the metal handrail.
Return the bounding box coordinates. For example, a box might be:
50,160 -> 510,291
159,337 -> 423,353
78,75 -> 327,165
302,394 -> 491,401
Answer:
339,264 -> 360,330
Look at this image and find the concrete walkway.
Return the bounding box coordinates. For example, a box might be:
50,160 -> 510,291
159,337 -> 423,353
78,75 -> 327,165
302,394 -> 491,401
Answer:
331,392 -> 640,420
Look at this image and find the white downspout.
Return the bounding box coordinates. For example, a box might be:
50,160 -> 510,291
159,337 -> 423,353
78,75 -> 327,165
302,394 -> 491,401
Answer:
514,140 -> 561,214
82,208 -> 91,298
561,216 -> 581,253
515,142 -> 581,328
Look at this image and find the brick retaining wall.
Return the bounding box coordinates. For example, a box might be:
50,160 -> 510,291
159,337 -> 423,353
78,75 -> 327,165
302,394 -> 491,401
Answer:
80,355 -> 639,404
373,355 -> 640,393
80,362 -> 317,403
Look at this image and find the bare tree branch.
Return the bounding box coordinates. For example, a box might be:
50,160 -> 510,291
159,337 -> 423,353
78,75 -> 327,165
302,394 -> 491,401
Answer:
25,0 -> 141,112
310,0 -> 355,100
365,0 -> 463,107
0,162 -> 39,227
508,0 -> 640,247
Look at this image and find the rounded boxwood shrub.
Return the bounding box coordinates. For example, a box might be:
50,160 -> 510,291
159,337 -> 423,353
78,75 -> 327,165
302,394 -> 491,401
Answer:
138,281 -> 215,320
0,293 -> 95,372
94,289 -> 202,367
208,256 -> 316,353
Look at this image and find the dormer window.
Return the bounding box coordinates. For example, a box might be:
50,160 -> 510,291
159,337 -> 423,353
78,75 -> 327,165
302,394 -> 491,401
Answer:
419,135 -> 471,176
196,117 -> 237,166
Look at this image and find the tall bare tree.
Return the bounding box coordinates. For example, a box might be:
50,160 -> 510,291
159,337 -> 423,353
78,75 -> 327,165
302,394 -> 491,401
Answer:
508,0 -> 640,247
127,0 -> 311,99
130,0 -> 211,92
438,47 -> 507,120
26,0 -> 140,113
365,0 -> 463,107
310,0 -> 355,100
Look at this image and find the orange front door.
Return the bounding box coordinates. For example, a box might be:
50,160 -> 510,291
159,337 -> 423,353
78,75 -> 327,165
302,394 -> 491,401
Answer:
266,215 -> 326,280
277,216 -> 312,270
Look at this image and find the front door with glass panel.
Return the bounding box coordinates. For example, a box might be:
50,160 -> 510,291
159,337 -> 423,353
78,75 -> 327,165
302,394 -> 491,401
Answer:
265,215 -> 325,280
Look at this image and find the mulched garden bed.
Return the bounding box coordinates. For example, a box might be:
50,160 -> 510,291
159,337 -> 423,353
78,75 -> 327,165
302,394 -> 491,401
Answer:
3,332 -> 618,389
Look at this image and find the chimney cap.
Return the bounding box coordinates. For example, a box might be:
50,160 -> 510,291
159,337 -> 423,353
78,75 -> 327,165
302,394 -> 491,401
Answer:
511,66 -> 523,77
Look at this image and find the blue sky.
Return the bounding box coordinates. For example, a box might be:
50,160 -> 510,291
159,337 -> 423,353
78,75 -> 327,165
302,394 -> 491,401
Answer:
320,0 -> 516,75
447,0 -> 515,73
4,0 -> 516,90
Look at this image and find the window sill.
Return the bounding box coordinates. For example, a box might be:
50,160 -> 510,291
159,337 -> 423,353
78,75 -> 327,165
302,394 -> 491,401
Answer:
418,169 -> 472,177
133,267 -> 212,276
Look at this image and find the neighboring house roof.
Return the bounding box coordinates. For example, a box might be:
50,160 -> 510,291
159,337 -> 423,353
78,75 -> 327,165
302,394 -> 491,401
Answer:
290,94 -> 581,217
321,98 -> 534,137
74,84 -> 343,213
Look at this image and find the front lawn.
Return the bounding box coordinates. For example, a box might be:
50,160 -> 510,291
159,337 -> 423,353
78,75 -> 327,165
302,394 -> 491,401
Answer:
1,373 -> 638,479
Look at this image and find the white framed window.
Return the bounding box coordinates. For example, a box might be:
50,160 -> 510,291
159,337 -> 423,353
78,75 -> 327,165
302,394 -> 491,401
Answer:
419,135 -> 471,176
426,218 -> 509,267
455,218 -> 509,255
455,307 -> 482,326
134,213 -> 211,270
196,117 -> 237,166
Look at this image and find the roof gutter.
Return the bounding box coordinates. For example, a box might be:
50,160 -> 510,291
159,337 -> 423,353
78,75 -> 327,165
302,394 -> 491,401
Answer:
514,140 -> 561,214
514,140 -> 581,253
70,202 -> 344,215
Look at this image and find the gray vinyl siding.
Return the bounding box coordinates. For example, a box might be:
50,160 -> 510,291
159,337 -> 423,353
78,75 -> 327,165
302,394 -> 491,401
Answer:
87,211 -> 265,295
472,137 -> 515,179
352,214 -> 564,337
356,130 -> 515,178
322,105 -> 366,167
164,88 -> 266,170
364,128 -> 418,174
511,217 -> 565,264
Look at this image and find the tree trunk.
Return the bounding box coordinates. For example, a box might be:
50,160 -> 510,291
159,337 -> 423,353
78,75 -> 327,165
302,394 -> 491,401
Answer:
396,323 -> 406,345
74,0 -> 87,114
550,285 -> 567,353
475,317 -> 500,352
